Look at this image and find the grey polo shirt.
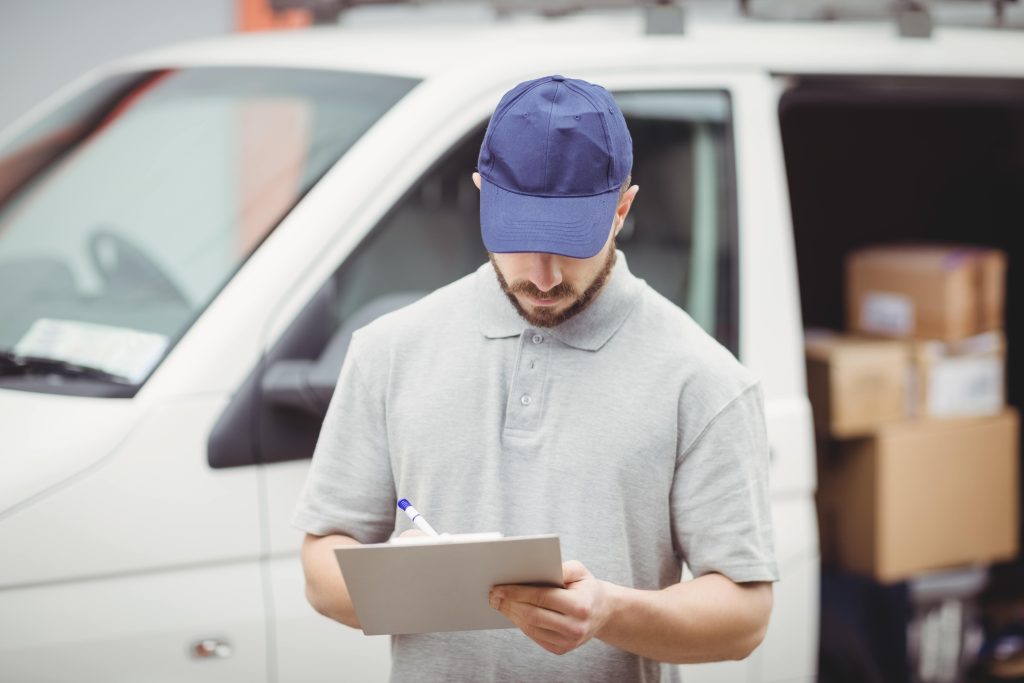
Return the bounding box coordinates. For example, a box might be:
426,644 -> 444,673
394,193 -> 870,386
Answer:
293,250 -> 778,683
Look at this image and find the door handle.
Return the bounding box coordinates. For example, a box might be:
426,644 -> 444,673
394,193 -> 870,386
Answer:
191,638 -> 232,659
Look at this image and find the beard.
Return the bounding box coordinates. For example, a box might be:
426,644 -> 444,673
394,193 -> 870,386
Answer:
489,241 -> 617,329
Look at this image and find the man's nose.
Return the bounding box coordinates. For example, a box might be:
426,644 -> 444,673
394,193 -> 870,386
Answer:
527,254 -> 563,293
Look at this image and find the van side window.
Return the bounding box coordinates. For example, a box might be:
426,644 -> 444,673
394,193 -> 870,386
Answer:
209,133 -> 486,468
209,89 -> 739,467
330,133 -> 487,329
616,90 -> 738,350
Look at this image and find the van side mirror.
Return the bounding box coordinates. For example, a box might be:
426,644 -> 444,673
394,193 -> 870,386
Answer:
260,291 -> 425,418
209,289 -> 425,468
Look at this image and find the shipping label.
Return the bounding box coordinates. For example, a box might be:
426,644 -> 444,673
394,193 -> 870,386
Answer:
860,291 -> 914,336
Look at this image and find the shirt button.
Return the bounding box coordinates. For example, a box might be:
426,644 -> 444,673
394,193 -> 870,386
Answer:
520,394 -> 532,406
532,334 -> 543,344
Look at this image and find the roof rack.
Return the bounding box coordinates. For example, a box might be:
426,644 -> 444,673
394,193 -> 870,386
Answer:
739,0 -> 1022,37
270,0 -> 687,33
269,0 -> 1022,36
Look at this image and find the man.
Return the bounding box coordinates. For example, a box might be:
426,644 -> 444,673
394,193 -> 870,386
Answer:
294,74 -> 778,682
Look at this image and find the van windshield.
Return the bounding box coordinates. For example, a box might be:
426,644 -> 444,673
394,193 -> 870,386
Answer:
0,67 -> 418,396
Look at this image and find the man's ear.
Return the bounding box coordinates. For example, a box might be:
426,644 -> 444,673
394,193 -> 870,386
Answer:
472,172 -> 481,190
614,185 -> 639,232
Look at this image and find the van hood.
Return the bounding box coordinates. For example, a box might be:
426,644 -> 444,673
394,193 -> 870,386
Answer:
0,388 -> 143,515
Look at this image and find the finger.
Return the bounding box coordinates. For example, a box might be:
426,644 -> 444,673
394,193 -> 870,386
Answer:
493,585 -> 592,623
399,529 -> 426,538
517,621 -> 578,655
493,585 -> 574,614
498,604 -> 579,655
562,560 -> 590,585
503,597 -> 582,639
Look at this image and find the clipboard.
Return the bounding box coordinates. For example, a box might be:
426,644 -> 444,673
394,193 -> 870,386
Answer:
334,533 -> 563,635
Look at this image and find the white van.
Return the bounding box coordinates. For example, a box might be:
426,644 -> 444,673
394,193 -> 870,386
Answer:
1,7 -> 1020,681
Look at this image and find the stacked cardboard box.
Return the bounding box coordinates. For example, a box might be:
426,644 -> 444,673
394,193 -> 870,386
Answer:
810,244 -> 1018,582
817,412 -> 1019,582
846,245 -> 1005,342
806,331 -> 909,438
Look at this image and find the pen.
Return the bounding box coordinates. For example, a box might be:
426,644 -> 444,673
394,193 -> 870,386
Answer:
397,498 -> 439,536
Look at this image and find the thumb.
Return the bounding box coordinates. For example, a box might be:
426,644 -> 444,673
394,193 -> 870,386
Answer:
399,529 -> 427,538
562,560 -> 591,586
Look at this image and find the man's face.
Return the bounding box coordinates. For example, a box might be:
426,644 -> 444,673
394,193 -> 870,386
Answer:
474,171 -> 638,329
489,232 -> 618,328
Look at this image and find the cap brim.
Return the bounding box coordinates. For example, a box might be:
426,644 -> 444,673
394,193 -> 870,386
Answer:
480,179 -> 619,259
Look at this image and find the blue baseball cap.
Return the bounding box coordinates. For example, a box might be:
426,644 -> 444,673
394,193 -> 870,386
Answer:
477,75 -> 633,259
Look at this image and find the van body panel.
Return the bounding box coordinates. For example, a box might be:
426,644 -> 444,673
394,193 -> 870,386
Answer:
755,497 -> 821,681
0,391 -> 140,514
0,394 -> 265,679
0,561 -> 267,682
0,396 -> 260,587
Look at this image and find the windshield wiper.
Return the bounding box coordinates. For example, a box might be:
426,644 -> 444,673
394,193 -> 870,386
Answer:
0,349 -> 135,385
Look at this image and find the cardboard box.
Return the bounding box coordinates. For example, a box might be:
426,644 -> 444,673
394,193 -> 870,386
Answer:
846,245 -> 1006,342
806,330 -> 909,438
817,410 -> 1020,583
910,331 -> 1006,419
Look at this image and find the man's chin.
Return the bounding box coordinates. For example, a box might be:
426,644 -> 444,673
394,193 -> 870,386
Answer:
513,297 -> 565,325
521,309 -> 563,328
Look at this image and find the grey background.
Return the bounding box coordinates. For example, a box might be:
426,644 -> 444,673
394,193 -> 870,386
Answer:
0,0 -> 233,132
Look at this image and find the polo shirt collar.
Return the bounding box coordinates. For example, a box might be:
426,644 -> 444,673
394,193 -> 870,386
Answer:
475,249 -> 642,351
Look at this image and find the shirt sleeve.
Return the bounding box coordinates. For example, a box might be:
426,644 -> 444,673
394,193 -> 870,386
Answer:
291,330 -> 396,544
670,382 -> 780,583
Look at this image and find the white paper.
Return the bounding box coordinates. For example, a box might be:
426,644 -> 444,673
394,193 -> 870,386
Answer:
860,291 -> 914,336
389,532 -> 504,545
13,318 -> 169,384
927,356 -> 1004,417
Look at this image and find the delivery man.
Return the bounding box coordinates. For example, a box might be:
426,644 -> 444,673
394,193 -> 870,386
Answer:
293,74 -> 778,682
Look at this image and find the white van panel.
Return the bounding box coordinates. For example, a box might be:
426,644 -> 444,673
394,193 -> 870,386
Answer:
756,497 -> 820,683
765,395 -> 817,499
0,390 -> 141,515
677,660 -> 750,682
0,396 -> 260,587
0,561 -> 266,682
732,73 -> 806,400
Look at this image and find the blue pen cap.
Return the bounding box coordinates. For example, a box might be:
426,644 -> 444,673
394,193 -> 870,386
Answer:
397,498 -> 411,511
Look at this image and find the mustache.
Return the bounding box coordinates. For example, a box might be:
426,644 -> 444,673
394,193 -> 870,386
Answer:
507,280 -> 577,300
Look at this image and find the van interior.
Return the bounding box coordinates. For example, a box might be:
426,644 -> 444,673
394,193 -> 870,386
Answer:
780,75 -> 1024,681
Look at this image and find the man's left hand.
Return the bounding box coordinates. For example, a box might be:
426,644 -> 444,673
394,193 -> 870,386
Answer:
490,560 -> 613,655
